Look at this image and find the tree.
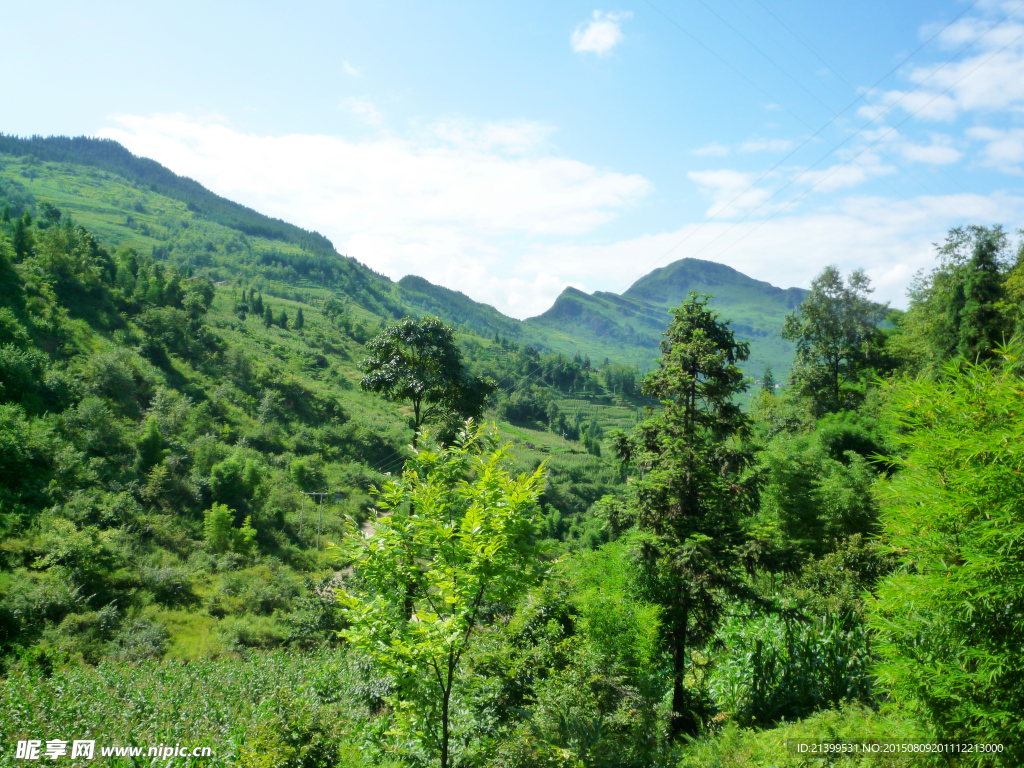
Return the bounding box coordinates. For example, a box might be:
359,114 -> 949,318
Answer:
278,309 -> 288,330
37,201 -> 62,228
360,317 -> 496,445
203,502 -> 257,556
251,291 -> 264,317
137,416 -> 165,471
339,424 -> 545,768
613,293 -> 752,735
12,213 -> 33,261
957,228 -> 1006,360
782,266 -> 885,413
203,502 -> 235,554
294,307 -> 304,330
262,303 -> 273,328
893,226 -> 1012,373
760,363 -> 775,394
210,454 -> 262,516
868,347 -> 1024,761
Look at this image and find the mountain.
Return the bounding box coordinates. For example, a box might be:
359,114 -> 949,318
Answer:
0,133 -> 335,254
0,134 -> 627,670
0,133 -> 804,379
526,258 -> 807,379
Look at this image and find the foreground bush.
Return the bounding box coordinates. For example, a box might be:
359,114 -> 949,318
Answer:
868,350 -> 1024,765
677,703 -> 930,768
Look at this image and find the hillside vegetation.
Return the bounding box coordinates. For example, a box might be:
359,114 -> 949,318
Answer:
0,135 -> 804,379
2,137 -> 1024,768
0,163 -> 640,667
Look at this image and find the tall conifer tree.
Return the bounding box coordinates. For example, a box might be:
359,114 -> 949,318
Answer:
613,293 -> 752,736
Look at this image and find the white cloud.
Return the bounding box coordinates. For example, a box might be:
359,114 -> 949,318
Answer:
571,11 -> 632,56
98,113 -> 651,318
341,98 -> 384,126
865,18 -> 1024,122
688,169 -> 774,217
429,118 -> 555,154
859,127 -> 962,165
797,151 -> 896,193
967,125 -> 1024,169
341,61 -> 361,77
517,191 -> 1024,311
900,137 -> 962,164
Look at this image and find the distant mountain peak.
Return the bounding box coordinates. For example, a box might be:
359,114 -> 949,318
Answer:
623,257 -> 806,308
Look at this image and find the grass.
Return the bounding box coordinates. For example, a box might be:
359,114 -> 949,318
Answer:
677,704 -> 940,768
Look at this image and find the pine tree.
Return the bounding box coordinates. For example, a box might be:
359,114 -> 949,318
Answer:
12,213 -> 33,260
294,307 -> 304,330
138,417 -> 165,471
761,363 -> 775,394
279,309 -> 288,329
263,304 -> 273,328
613,293 -> 752,736
957,229 -> 1005,360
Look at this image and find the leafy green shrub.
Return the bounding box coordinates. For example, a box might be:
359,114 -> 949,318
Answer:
758,433 -> 879,554
491,640 -> 670,768
79,346 -> 155,415
868,352 -> 1024,762
814,410 -> 888,467
107,617 -> 169,661
204,503 -> 257,555
214,561 -> 301,616
285,574 -> 346,647
140,565 -> 195,606
216,615 -> 287,651
235,688 -> 343,768
677,703 -> 926,768
788,534 -> 898,616
711,612 -> 873,727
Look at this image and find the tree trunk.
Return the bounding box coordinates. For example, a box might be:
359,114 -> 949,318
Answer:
440,651 -> 454,768
404,511 -> 416,620
670,610 -> 697,737
412,398 -> 421,447
404,580 -> 415,620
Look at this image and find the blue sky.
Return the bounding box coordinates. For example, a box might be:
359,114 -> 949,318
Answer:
4,0 -> 1024,317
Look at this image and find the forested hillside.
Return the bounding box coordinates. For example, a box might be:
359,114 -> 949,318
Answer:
2,135 -> 1023,768
0,135 -> 805,379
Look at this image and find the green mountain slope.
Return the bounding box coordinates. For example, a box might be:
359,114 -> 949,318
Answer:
526,259 -> 807,380
0,154 -> 628,669
0,133 -> 334,253
0,133 -> 805,380
396,274 -> 525,340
